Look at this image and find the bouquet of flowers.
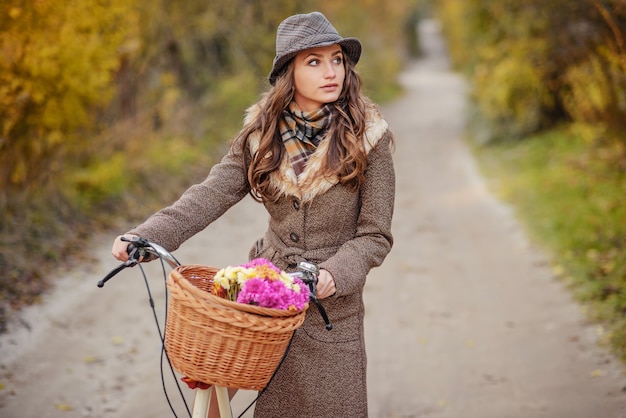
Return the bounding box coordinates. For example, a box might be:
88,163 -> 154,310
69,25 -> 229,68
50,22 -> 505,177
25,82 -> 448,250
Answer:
211,258 -> 309,311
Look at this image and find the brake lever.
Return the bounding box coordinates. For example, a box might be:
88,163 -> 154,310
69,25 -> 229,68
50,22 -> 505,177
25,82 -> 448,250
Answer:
97,257 -> 139,288
97,240 -> 143,288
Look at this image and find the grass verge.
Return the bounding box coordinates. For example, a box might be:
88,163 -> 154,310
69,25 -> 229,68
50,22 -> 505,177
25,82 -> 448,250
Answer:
471,125 -> 626,362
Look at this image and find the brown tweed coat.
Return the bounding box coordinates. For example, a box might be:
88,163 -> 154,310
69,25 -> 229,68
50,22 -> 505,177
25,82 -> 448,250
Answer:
128,101 -> 395,417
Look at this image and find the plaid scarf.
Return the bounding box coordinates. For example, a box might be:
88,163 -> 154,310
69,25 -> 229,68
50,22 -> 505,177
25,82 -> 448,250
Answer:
279,102 -> 333,176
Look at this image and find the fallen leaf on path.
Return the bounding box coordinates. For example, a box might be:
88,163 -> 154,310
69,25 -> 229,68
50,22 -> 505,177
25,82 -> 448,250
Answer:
400,263 -> 413,272
112,335 -> 124,345
83,355 -> 103,364
591,369 -> 605,377
552,264 -> 564,277
55,403 -> 73,411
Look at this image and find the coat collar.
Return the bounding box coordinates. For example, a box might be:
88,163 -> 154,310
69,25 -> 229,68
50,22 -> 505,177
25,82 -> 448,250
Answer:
245,101 -> 389,202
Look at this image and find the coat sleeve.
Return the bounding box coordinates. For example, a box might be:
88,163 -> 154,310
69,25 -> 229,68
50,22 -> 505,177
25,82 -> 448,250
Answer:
127,139 -> 250,252
319,131 -> 395,297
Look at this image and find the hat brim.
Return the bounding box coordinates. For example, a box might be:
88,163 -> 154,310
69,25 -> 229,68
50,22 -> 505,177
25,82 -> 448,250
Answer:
269,37 -> 361,85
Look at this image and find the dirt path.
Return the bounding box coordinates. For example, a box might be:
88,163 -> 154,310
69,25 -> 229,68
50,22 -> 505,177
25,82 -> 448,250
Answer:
1,19 -> 626,418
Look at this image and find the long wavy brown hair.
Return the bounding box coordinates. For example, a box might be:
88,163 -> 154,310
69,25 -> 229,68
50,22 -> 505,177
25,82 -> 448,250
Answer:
234,54 -> 374,202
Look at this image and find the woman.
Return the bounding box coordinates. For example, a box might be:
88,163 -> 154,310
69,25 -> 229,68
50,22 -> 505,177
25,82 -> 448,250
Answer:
112,11 -> 395,417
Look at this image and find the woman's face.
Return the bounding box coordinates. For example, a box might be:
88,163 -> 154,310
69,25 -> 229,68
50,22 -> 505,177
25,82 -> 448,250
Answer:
292,44 -> 345,112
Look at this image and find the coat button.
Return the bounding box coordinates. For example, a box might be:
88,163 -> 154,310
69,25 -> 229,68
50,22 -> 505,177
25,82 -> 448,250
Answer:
289,232 -> 299,242
292,199 -> 300,210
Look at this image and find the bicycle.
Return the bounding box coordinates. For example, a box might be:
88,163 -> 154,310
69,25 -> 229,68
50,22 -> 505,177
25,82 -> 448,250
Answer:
98,236 -> 332,418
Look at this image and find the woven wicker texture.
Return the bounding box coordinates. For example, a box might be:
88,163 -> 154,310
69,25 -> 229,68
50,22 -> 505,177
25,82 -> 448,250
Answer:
164,264 -> 307,390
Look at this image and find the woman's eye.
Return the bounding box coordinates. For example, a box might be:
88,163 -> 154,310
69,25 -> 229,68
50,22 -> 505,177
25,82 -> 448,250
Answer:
307,56 -> 342,66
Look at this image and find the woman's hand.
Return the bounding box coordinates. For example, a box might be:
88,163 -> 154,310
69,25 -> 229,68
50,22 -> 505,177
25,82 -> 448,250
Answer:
111,234 -> 138,262
316,269 -> 336,299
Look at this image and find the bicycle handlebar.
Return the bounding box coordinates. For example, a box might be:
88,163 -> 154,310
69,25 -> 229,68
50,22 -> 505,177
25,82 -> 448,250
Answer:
124,236 -> 182,269
98,237 -> 332,329
97,237 -> 181,288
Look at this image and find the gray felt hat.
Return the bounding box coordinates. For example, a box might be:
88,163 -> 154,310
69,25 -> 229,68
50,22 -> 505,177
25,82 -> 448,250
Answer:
268,12 -> 362,85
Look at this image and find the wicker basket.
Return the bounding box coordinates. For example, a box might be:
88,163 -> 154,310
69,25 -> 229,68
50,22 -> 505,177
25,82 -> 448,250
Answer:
164,264 -> 307,390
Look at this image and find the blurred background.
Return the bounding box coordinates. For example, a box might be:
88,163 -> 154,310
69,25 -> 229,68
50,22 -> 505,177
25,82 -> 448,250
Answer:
1,0 -> 625,360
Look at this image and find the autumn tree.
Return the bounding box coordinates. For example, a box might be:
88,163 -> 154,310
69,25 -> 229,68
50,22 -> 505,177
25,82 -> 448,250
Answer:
0,0 -> 136,192
436,0 -> 626,143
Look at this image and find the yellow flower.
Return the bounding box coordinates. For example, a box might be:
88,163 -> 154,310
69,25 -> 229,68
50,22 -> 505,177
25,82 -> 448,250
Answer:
213,268 -> 231,290
236,268 -> 253,286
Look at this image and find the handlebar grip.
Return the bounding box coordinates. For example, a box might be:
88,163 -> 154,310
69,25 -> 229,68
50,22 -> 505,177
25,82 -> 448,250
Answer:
126,243 -> 140,260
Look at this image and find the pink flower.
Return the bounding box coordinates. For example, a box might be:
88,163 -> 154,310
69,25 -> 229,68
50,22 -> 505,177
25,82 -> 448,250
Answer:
237,277 -> 309,311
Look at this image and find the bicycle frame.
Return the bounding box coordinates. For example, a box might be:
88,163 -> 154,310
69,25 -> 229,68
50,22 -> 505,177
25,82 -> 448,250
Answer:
193,386 -> 231,418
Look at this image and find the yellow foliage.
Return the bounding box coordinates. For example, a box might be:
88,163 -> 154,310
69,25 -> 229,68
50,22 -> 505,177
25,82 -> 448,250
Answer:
562,48 -> 626,126
473,38 -> 552,137
437,0 -> 626,141
0,0 -> 137,189
55,403 -> 74,411
562,55 -> 611,122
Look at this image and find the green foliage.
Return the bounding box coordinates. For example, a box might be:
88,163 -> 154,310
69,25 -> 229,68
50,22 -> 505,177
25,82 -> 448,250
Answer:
205,72 -> 259,140
68,153 -> 132,211
473,127 -> 626,360
471,37 -> 553,143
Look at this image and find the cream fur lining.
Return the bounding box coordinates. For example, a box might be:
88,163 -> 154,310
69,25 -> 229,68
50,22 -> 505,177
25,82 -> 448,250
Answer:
245,102 -> 389,202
